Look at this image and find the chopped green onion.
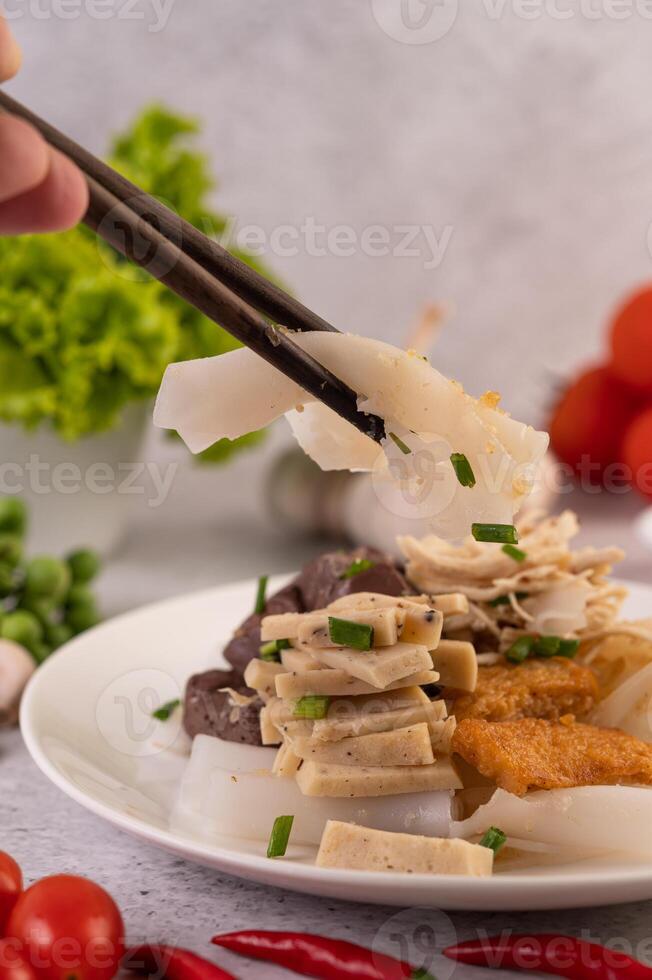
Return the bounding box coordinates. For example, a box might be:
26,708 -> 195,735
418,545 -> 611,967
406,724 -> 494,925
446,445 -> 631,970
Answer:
502,544 -> 527,562
479,826 -> 507,855
254,575 -> 268,614
259,638 -> 291,661
558,638 -> 580,658
505,635 -> 535,664
294,695 -> 331,719
450,453 -> 476,488
388,431 -> 411,455
328,616 -> 374,651
339,558 -> 376,580
267,815 -> 294,858
533,635 -> 562,658
489,591 -> 529,608
472,523 -> 519,544
152,698 -> 180,721
532,636 -> 580,659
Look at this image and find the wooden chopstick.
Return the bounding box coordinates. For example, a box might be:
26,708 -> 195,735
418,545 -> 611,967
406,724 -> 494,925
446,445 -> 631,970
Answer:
0,90 -> 386,444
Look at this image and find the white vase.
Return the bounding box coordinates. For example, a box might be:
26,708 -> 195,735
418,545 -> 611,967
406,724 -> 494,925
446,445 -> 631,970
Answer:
0,404 -> 150,557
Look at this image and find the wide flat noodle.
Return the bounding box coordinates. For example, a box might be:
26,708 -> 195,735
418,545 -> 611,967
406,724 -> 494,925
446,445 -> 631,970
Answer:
590,663 -> 652,743
452,785 -> 652,856
154,333 -> 548,540
171,733 -> 453,845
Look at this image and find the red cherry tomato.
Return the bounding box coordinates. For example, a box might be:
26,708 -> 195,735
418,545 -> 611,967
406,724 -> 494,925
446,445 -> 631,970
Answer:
0,939 -> 36,980
622,407 -> 652,500
6,875 -> 124,980
0,853 -> 22,936
610,286 -> 652,394
549,365 -> 638,483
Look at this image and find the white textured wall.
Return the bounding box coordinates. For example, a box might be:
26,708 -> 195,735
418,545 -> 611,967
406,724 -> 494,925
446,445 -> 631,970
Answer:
6,0 -> 652,424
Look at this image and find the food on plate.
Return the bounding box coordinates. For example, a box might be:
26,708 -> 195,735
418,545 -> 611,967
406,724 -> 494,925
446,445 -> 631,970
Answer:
452,785 -> 652,857
399,510 -> 626,651
170,733 -> 455,845
167,508 -> 652,877
580,625 -> 652,696
155,333 -> 549,539
452,717 -> 652,796
315,820 -> 493,875
589,663 -> 652,743
221,547 -> 401,676
242,593 -> 463,809
452,658 -> 598,723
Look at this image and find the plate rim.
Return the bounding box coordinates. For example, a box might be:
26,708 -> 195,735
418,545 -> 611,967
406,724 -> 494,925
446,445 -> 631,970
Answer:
20,575 -> 652,909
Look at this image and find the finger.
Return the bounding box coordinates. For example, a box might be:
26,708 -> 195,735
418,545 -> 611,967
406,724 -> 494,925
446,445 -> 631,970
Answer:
0,147 -> 89,235
0,17 -> 21,80
0,114 -> 49,204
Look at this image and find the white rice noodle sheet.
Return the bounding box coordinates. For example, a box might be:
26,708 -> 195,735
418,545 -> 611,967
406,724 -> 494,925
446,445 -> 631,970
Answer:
590,662 -> 652,743
287,402 -> 379,472
521,580 -> 593,636
154,348 -> 305,452
170,734 -> 453,846
452,786 -> 652,857
155,334 -> 548,540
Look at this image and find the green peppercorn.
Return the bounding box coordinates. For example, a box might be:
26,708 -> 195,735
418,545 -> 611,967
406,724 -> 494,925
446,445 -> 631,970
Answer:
67,549 -> 101,584
31,641 -> 53,665
0,534 -> 22,567
1,609 -> 43,654
0,563 -> 15,598
66,603 -> 100,635
44,621 -> 74,649
66,583 -> 95,608
19,594 -> 57,623
24,557 -> 71,601
0,498 -> 27,536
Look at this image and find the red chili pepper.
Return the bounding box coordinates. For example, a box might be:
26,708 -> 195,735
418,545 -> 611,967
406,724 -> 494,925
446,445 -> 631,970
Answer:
444,934 -> 652,980
212,930 -> 433,979
123,944 -> 236,980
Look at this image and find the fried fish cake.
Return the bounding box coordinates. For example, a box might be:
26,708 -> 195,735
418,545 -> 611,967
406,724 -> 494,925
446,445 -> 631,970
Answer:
452,717 -> 652,796
451,658 -> 598,723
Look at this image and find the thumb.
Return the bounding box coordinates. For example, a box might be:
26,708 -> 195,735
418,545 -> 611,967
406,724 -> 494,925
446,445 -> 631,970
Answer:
0,17 -> 22,81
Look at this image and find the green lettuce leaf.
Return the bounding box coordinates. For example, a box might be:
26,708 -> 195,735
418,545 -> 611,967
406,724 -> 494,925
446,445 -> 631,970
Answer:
0,105 -> 280,458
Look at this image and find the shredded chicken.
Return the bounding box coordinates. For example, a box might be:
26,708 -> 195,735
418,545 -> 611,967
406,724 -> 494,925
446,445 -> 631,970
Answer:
399,511 -> 626,653
451,659 -> 598,723
452,717 -> 652,796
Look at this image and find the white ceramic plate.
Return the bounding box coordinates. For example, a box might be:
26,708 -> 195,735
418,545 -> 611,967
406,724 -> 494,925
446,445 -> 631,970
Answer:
21,575 -> 652,911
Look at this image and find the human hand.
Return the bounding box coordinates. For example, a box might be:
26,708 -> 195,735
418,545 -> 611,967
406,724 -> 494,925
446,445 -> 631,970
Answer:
0,18 -> 88,235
